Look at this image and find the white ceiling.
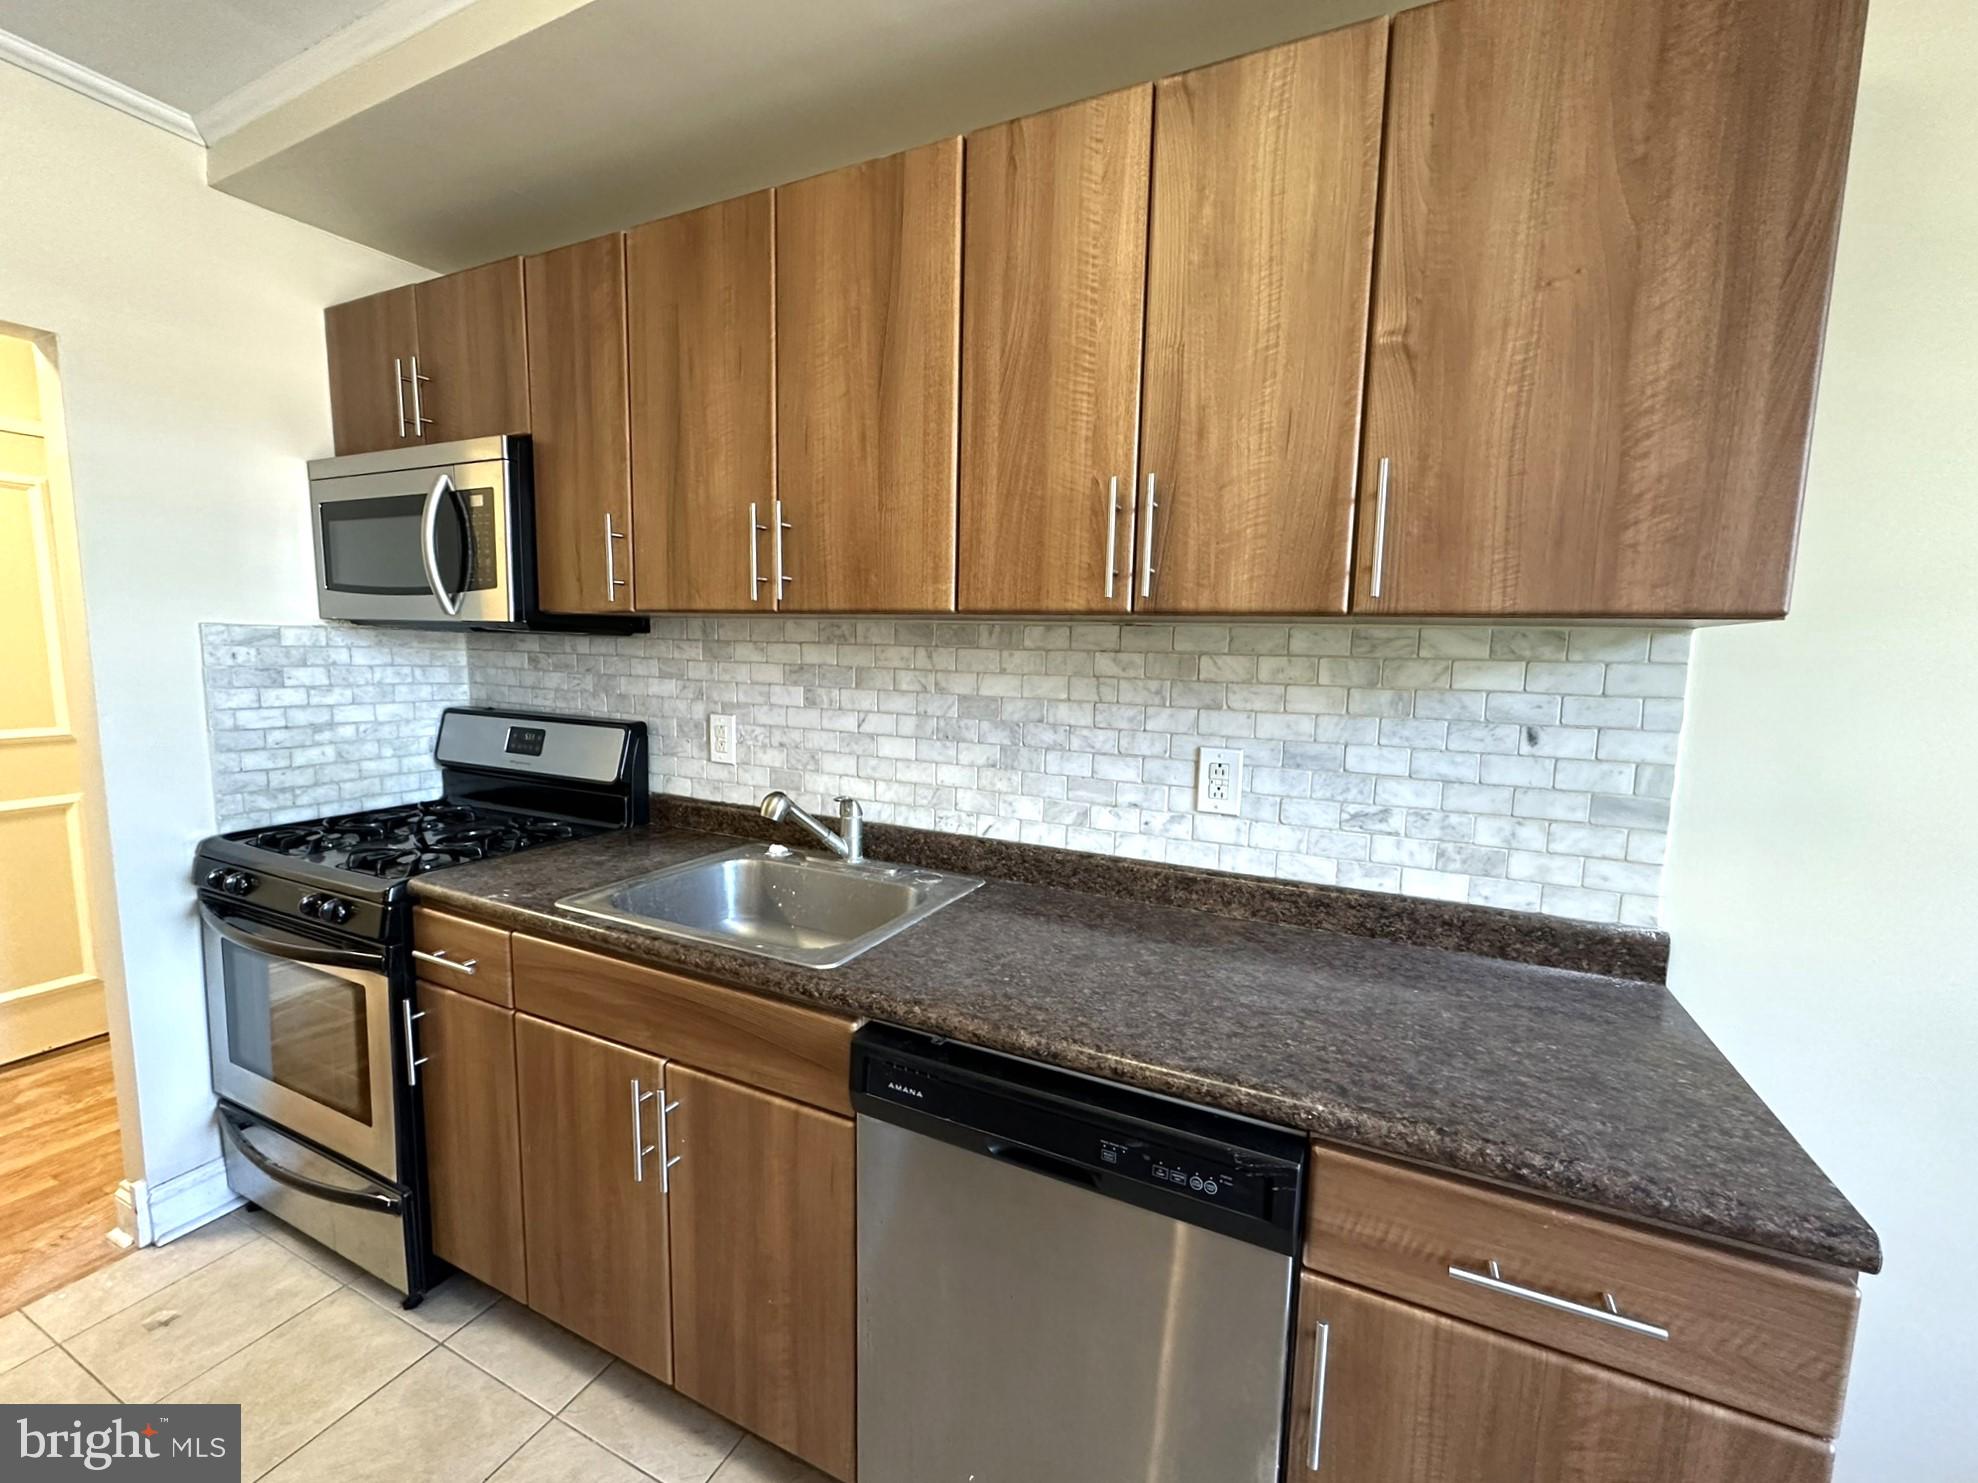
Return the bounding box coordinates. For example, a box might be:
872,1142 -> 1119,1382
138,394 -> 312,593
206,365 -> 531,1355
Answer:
0,0 -> 395,114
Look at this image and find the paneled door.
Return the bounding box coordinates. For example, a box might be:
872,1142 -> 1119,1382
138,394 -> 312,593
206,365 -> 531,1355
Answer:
526,234 -> 634,614
1287,1274 -> 1833,1481
959,87 -> 1152,614
514,1014 -> 672,1379
1353,0 -> 1869,618
626,192 -> 776,611
324,286 -> 418,455
666,1066 -> 856,1481
411,258 -> 530,443
0,337 -> 110,1064
775,139 -> 962,612
1136,22 -> 1388,615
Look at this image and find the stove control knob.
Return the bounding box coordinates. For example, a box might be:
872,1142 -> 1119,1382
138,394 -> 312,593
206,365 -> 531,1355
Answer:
222,871 -> 256,896
316,897 -> 354,925
298,894 -> 323,918
204,868 -> 230,890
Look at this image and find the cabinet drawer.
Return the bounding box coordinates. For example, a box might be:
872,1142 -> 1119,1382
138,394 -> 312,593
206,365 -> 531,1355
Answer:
412,909 -> 512,1006
1304,1146 -> 1858,1437
511,934 -> 854,1114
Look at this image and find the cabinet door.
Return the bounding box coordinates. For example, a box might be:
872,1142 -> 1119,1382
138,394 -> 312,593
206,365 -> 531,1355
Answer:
1137,24 -> 1386,615
776,139 -> 961,612
325,286 -> 417,455
417,981 -> 526,1302
525,234 -> 634,614
411,258 -> 529,442
1354,0 -> 1869,619
959,88 -> 1151,614
1288,1274 -> 1833,1482
667,1065 -> 855,1482
627,192 -> 775,612
514,1014 -> 670,1380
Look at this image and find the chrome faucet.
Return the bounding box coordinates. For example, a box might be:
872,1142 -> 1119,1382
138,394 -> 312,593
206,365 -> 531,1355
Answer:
759,791 -> 864,864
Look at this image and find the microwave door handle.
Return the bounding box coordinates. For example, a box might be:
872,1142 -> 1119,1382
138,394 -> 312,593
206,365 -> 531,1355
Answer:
201,905 -> 386,973
419,471 -> 463,616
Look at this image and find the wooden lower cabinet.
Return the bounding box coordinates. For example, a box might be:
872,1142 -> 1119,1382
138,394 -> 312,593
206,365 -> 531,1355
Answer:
514,1014 -> 672,1380
668,1065 -> 857,1481
417,982 -> 526,1302
1287,1273 -> 1833,1482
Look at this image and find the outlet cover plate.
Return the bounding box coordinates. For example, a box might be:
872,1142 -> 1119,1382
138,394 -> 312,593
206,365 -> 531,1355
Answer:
709,714 -> 738,766
1196,746 -> 1244,816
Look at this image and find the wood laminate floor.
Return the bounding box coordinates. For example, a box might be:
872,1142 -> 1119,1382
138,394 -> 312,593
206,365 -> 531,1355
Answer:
0,1037 -> 126,1315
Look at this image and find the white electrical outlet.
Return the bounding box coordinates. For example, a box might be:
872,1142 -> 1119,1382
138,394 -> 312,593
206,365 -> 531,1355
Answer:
708,714 -> 738,766
1195,746 -> 1244,816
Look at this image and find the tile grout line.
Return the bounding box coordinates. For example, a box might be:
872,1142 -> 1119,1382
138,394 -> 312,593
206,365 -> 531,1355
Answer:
32,1222 -> 266,1349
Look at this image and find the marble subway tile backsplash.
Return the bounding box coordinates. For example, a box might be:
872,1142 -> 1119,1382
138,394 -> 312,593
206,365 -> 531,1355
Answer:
465,619 -> 1689,926
199,623 -> 470,831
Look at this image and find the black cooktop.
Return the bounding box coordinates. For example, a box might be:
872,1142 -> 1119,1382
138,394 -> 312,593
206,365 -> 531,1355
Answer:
227,799 -> 600,881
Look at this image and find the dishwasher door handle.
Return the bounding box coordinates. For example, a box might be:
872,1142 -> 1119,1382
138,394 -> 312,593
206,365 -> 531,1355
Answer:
986,1140 -> 1101,1191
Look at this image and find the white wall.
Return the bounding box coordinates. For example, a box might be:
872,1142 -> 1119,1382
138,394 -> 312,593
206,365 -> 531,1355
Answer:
0,65 -> 422,1192
1663,0 -> 1978,1475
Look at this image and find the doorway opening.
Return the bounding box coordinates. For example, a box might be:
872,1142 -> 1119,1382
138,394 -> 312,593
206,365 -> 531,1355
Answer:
0,327 -> 137,1312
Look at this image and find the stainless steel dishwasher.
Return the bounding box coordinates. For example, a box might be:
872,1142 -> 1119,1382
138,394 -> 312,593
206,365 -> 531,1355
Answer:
853,1023 -> 1308,1483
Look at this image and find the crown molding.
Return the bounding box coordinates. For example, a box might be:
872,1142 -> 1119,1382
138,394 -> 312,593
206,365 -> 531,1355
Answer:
195,0 -> 483,144
0,26 -> 203,144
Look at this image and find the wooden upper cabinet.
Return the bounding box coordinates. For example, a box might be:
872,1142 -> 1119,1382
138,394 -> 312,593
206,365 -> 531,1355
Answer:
411,258 -> 529,443
1137,22 -> 1387,616
417,981 -> 526,1303
514,1014 -> 672,1380
627,192 -> 776,612
668,1066 -> 856,1481
1288,1274 -> 1834,1482
1355,0 -> 1870,619
525,234 -> 633,614
325,286 -> 417,454
959,88 -> 1152,615
775,139 -> 962,613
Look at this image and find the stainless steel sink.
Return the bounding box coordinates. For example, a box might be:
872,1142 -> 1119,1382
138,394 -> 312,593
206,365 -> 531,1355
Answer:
556,843 -> 983,970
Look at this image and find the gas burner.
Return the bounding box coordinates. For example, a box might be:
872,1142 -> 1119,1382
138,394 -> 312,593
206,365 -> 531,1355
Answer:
227,798 -> 604,883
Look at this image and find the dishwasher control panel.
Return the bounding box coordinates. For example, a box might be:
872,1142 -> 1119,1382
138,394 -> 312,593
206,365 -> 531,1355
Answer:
853,1025 -> 1307,1252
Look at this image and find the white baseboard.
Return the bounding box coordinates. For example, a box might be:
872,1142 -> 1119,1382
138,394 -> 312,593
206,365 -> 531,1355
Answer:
139,1157 -> 244,1246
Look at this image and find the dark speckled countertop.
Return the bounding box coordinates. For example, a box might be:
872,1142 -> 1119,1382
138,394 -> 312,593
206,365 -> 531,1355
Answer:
412,810 -> 1880,1274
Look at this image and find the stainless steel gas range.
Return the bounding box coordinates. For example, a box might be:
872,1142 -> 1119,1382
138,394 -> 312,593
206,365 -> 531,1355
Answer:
195,707 -> 647,1304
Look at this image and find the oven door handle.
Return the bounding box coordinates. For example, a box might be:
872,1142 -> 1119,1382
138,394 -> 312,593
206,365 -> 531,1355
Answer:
419,471 -> 464,616
218,1108 -> 402,1214
201,905 -> 386,973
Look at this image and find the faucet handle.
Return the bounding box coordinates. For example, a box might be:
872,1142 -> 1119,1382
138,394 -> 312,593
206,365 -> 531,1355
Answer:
835,795 -> 862,813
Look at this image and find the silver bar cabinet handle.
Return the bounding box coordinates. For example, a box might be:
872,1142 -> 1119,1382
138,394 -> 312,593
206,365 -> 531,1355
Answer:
774,499 -> 791,594
411,948 -> 477,976
393,357 -> 407,437
1138,473 -> 1158,599
748,501 -> 766,601
630,1077 -> 656,1182
604,512 -> 628,601
1448,1261 -> 1671,1341
1103,475 -> 1120,600
408,355 -> 430,434
1308,1319 -> 1331,1472
657,1093 -> 682,1193
401,1000 -> 427,1088
1370,456 -> 1391,600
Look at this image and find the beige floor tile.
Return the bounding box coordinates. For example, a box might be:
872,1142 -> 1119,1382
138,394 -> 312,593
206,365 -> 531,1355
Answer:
563,1362 -> 742,1483
0,1346 -> 115,1404
0,1309 -> 52,1375
491,1419 -> 654,1482
351,1268 -> 500,1341
24,1209 -> 258,1341
449,1298 -> 610,1412
166,1288 -> 435,1480
64,1237 -> 339,1402
265,1347 -> 548,1483
709,1437 -> 833,1483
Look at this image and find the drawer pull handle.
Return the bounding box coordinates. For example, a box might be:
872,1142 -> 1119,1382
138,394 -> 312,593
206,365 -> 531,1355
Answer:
1448,1260 -> 1671,1342
413,949 -> 478,976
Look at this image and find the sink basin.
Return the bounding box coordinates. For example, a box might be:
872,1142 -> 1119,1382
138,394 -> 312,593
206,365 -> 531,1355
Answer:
556,844 -> 983,970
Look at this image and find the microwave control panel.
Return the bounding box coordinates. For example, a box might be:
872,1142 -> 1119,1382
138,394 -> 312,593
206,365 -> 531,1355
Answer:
463,488 -> 499,590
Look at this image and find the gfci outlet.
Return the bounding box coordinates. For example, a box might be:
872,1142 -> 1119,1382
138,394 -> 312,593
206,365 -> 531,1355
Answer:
708,714 -> 738,766
1195,747 -> 1244,816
